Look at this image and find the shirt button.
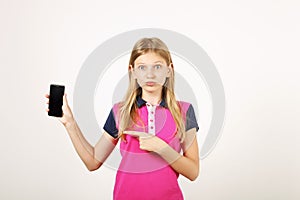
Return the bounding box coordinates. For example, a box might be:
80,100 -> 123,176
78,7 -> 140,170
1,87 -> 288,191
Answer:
150,119 -> 153,122
150,126 -> 153,129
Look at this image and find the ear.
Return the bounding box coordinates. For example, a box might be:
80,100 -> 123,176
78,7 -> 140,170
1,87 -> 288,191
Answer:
128,64 -> 133,71
166,63 -> 173,77
129,65 -> 137,79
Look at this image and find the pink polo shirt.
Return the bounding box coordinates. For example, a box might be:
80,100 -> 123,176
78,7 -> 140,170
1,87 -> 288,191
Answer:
103,97 -> 199,200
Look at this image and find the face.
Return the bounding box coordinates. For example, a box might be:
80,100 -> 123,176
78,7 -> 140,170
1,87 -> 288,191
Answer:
131,52 -> 171,93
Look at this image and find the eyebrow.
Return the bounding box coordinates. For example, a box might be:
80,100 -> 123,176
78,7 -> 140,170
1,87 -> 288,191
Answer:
135,61 -> 164,65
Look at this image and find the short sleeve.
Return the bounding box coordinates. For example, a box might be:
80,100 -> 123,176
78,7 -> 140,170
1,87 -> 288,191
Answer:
103,108 -> 119,138
185,104 -> 199,132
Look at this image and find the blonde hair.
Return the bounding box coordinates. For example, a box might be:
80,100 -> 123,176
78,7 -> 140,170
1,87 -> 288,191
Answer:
116,37 -> 186,143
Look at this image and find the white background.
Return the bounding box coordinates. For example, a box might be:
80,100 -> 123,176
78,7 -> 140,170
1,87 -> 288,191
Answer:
0,0 -> 299,199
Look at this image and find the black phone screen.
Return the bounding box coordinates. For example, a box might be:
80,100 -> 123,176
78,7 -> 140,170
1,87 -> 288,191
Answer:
48,84 -> 65,117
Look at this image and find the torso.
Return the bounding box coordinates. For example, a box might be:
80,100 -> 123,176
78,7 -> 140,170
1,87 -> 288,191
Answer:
111,101 -> 191,200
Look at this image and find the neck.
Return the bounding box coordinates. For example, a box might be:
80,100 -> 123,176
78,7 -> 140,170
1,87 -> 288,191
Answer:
141,90 -> 162,105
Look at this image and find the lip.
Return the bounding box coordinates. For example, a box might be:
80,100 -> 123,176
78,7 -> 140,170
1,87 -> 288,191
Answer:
146,82 -> 155,86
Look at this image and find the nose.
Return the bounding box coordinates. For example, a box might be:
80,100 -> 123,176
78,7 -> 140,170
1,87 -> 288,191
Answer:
146,70 -> 155,78
146,67 -> 155,78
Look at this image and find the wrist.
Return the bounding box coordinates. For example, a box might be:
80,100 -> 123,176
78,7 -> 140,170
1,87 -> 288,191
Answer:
156,143 -> 182,164
154,140 -> 168,154
64,118 -> 76,129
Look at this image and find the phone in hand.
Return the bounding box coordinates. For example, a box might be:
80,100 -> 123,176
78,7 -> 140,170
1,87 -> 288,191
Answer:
48,84 -> 65,117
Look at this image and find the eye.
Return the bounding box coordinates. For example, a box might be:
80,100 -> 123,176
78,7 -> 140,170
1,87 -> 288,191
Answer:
154,65 -> 162,69
138,65 -> 146,70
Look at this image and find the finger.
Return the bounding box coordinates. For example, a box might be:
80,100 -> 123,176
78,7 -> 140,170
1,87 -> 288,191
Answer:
123,131 -> 146,137
63,93 -> 68,104
124,131 -> 145,135
45,108 -> 49,112
140,135 -> 152,139
45,94 -> 49,98
123,132 -> 139,137
123,131 -> 135,135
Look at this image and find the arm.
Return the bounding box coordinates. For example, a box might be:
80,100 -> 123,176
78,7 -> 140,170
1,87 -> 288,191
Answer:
156,128 -> 200,181
45,93 -> 118,171
126,128 -> 200,181
65,120 -> 119,171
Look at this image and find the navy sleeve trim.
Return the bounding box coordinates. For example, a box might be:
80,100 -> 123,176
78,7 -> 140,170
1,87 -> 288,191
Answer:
103,109 -> 119,138
185,104 -> 199,132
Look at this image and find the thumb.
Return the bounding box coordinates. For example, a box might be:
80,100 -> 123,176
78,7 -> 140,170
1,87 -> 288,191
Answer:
63,93 -> 68,104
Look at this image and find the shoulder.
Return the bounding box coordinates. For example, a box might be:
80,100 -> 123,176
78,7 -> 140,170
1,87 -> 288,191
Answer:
111,101 -> 123,114
177,100 -> 192,113
177,101 -> 199,132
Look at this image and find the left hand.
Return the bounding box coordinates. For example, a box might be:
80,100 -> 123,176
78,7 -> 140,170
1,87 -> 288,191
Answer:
123,131 -> 168,153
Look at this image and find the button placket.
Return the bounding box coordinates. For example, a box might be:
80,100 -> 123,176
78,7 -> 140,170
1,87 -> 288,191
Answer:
146,103 -> 156,135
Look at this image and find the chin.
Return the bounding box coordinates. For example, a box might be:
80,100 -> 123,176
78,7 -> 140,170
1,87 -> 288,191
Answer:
143,85 -> 162,93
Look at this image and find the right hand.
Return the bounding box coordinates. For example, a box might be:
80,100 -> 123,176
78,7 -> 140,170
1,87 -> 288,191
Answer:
45,93 -> 75,126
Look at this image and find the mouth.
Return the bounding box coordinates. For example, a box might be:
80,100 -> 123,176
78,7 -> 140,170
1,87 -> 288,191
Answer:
146,82 -> 155,86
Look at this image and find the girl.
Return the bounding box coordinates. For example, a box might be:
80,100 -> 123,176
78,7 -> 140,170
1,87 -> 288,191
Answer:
45,37 -> 200,200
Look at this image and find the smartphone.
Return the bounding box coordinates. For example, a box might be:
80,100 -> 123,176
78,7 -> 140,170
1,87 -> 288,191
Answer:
48,84 -> 65,117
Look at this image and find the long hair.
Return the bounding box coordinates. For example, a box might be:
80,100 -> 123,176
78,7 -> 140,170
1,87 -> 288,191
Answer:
116,37 -> 186,143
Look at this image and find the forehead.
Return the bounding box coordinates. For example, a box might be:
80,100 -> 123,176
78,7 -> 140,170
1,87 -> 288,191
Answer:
134,52 -> 167,65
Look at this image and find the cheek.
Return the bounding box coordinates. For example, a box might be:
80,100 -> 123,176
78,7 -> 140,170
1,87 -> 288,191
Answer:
135,75 -> 146,86
134,71 -> 169,86
155,72 -> 168,84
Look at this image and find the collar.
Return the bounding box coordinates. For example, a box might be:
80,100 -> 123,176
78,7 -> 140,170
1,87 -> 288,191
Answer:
136,96 -> 167,108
